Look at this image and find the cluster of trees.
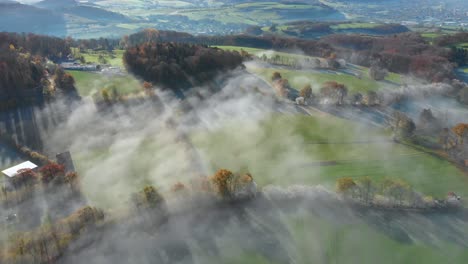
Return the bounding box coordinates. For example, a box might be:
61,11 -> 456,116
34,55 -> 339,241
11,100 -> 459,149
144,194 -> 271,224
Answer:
0,50 -> 79,109
2,206 -> 104,264
2,163 -> 80,203
321,33 -> 454,82
336,177 -> 431,207
115,29 -> 462,83
170,169 -> 256,200
123,43 -> 244,90
434,32 -> 468,48
271,71 -> 386,107
210,169 -> 256,200
0,51 -> 45,107
271,72 -> 293,99
0,32 -> 71,61
388,111 -> 416,140
418,108 -> 442,135
440,123 -> 468,166
319,81 -> 348,105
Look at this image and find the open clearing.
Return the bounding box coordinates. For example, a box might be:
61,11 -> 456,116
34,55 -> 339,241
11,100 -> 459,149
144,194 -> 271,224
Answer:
68,71 -> 142,96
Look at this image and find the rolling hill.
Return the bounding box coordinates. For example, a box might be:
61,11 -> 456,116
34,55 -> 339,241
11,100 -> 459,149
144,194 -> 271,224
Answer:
0,1 -> 67,35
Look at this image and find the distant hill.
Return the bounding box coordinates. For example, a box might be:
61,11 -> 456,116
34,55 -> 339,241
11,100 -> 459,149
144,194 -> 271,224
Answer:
36,0 -> 132,23
35,0 -> 76,9
0,1 -> 66,35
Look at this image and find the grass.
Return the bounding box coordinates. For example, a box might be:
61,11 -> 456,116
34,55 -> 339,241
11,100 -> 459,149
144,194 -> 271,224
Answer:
175,1 -> 337,25
288,213 -> 468,264
73,49 -> 125,67
251,67 -> 383,93
192,114 -> 468,199
71,106 -> 468,263
68,70 -> 142,96
216,45 -> 402,92
330,22 -> 377,30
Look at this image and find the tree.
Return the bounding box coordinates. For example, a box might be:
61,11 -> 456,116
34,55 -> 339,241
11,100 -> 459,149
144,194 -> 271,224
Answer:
276,78 -> 291,98
300,84 -> 313,99
64,172 -> 79,193
211,169 -> 236,198
357,177 -> 375,204
452,123 -> 468,140
369,65 -> 388,81
336,177 -> 357,197
143,186 -> 164,208
389,111 -> 415,139
98,54 -> 108,64
54,67 -> 78,96
13,169 -> 38,189
350,92 -> 363,105
271,71 -> 282,81
320,81 -> 348,105
381,179 -> 410,206
39,163 -> 65,184
363,91 -> 379,106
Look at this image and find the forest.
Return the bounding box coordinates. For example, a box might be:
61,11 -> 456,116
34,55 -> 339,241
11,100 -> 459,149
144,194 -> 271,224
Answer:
0,33 -> 79,109
123,42 -> 244,91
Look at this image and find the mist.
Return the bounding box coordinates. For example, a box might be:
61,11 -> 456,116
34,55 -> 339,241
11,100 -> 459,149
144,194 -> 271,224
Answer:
3,61 -> 468,263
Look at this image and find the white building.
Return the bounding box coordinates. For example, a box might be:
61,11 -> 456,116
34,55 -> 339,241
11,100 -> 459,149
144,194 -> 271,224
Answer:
2,161 -> 38,178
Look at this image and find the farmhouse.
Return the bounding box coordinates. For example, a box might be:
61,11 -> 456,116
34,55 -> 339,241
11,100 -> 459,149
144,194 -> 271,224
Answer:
60,62 -> 100,71
2,161 -> 38,178
1,161 -> 38,189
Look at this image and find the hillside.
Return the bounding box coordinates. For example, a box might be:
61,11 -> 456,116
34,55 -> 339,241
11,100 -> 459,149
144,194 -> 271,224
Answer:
0,1 -> 66,36
36,0 -> 132,23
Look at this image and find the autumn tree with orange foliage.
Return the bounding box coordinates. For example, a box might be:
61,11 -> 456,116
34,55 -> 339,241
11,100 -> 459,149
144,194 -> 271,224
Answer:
320,81 -> 348,105
39,163 -> 65,184
211,169 -> 236,198
13,169 -> 38,188
210,169 -> 256,199
452,123 -> 468,139
336,177 -> 357,196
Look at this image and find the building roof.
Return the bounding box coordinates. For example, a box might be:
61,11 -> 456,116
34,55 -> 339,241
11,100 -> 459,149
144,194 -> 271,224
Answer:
1,161 -> 38,178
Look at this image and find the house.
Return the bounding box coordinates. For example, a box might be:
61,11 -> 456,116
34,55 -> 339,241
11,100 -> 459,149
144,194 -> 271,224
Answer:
446,192 -> 462,206
2,161 -> 38,178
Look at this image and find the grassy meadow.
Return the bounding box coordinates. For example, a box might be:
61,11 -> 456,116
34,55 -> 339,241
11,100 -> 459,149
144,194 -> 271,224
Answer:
217,45 -> 402,93
72,49 -> 126,67
192,114 -> 468,199
72,111 -> 468,264
68,70 -> 142,96
68,45 -> 467,264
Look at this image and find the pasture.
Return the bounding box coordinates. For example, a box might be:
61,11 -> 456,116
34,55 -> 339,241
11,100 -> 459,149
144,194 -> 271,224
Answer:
68,70 -> 142,96
217,45 -> 402,93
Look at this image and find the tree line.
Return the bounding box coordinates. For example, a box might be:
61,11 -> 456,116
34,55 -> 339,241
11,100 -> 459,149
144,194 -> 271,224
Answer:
0,32 -> 71,61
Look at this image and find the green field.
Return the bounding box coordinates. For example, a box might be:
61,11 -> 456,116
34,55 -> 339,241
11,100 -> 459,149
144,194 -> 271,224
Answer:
217,45 -> 401,93
192,114 -> 468,199
68,70 -> 142,96
71,104 -> 468,263
74,49 -> 125,67
330,22 -> 378,30
251,67 -> 393,93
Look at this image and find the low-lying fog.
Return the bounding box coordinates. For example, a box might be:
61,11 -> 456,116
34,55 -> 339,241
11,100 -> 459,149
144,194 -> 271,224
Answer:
23,67 -> 468,263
